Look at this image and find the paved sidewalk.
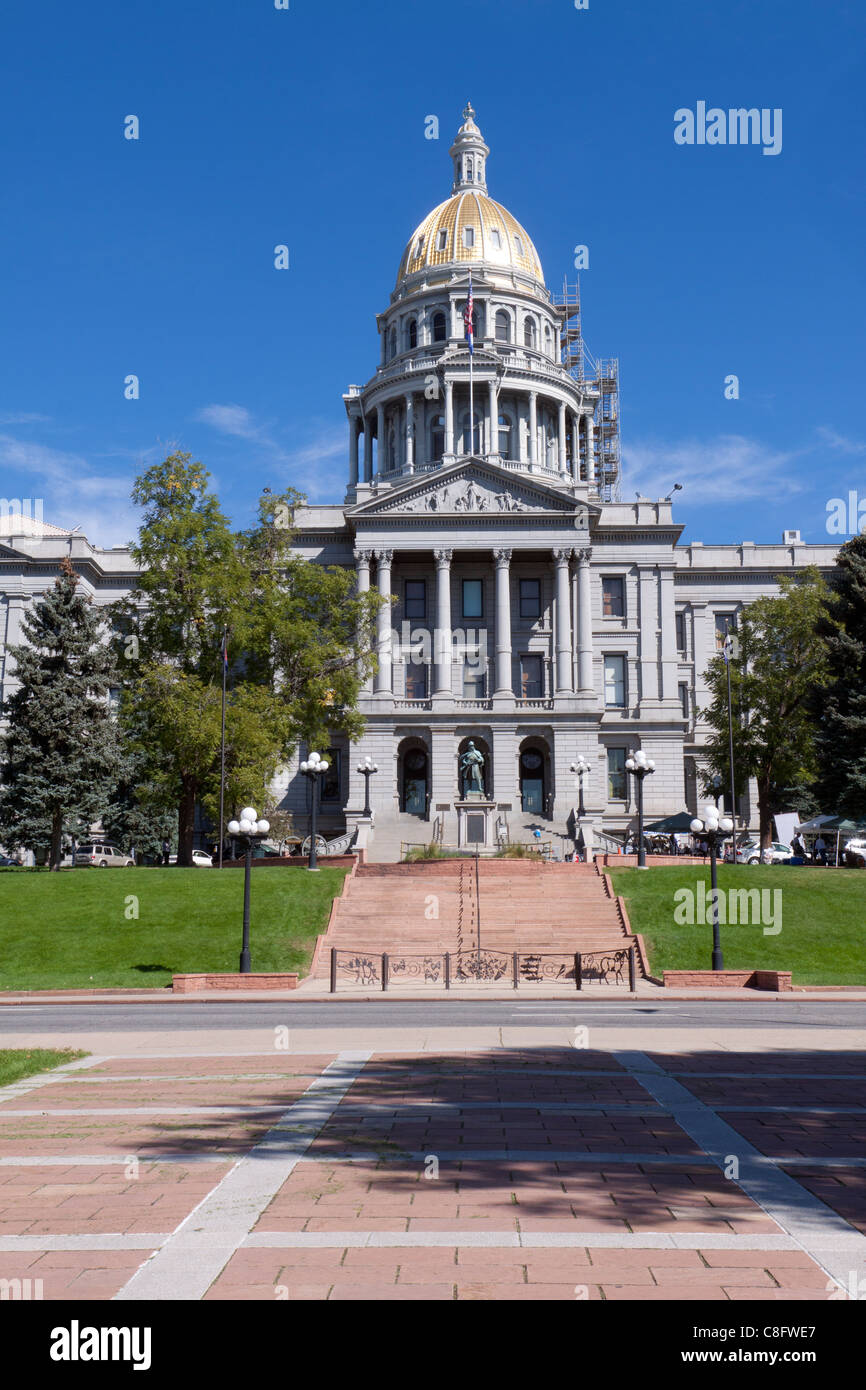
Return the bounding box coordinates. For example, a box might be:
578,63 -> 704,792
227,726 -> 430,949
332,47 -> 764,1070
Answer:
0,1040 -> 863,1300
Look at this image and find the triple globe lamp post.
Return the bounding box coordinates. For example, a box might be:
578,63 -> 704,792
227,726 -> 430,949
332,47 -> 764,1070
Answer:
690,804 -> 734,971
225,806 -> 270,974
299,751 -> 330,871
625,750 -> 655,868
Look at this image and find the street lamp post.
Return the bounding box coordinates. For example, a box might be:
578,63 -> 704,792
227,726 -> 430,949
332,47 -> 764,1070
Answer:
226,806 -> 270,974
569,756 -> 590,862
625,750 -> 656,869
300,751 -> 330,871
357,756 -> 378,819
690,805 -> 734,971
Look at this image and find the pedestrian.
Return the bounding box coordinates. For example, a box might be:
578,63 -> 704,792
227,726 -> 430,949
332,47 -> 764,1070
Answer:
815,834 -> 827,866
161,837 -> 170,866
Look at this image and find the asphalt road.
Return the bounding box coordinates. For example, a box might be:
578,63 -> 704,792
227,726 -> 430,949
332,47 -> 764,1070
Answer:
1,999 -> 865,1032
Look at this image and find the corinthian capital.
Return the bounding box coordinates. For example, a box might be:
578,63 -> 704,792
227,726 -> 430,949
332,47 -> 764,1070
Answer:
576,546 -> 592,566
434,548 -> 453,567
553,547 -> 576,565
375,548 -> 393,565
494,548 -> 512,567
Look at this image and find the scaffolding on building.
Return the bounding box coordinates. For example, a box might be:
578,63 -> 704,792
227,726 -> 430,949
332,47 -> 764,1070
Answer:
555,279 -> 621,501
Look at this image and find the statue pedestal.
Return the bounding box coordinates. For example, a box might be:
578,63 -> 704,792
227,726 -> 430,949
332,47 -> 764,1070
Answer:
455,800 -> 497,850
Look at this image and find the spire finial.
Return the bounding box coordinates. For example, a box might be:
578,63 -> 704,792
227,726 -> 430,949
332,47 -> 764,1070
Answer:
450,103 -> 489,195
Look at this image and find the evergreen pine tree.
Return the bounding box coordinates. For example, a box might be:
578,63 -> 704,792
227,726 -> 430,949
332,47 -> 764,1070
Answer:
813,534 -> 866,817
0,558 -> 122,868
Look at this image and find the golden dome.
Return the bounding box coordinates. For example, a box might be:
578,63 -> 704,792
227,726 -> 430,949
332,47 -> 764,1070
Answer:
396,191 -> 544,287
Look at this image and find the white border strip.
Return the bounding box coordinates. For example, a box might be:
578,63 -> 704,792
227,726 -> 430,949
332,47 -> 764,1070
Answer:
113,1050 -> 371,1302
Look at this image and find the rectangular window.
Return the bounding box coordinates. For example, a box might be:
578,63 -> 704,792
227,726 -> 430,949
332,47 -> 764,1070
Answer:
514,235 -> 524,256
462,226 -> 475,248
436,229 -> 448,251
404,579 -> 426,620
519,578 -> 541,621
520,654 -> 543,699
490,228 -> 502,250
462,578 -> 483,619
679,682 -> 689,718
602,576 -> 625,618
607,748 -> 627,801
675,611 -> 686,654
405,662 -> 428,700
462,660 -> 485,699
715,613 -> 737,650
604,654 -> 626,708
321,748 -> 341,803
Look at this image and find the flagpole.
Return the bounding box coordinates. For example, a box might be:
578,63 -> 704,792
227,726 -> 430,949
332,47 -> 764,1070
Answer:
725,619 -> 737,862
218,625 -> 227,869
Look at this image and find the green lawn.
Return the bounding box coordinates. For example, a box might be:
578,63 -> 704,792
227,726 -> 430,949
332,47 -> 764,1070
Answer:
0,865 -> 347,991
0,1048 -> 89,1087
609,864 -> 866,985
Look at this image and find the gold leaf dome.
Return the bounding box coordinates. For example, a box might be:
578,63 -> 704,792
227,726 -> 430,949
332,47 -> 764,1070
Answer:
396,191 -> 544,288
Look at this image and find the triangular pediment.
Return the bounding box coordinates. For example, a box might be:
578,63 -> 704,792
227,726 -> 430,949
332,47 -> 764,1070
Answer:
349,459 -> 592,520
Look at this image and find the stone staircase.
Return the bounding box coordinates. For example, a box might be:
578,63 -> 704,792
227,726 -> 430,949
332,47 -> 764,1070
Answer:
309,859 -> 640,982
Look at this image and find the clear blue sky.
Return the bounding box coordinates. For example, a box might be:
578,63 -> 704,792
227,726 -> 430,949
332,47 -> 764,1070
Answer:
1,0 -> 863,547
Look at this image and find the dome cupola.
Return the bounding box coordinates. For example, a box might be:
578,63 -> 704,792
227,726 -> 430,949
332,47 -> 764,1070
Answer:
449,101 -> 489,195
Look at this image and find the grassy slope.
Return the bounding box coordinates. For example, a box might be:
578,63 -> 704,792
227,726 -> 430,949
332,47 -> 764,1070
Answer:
0,1049 -> 89,1086
609,865 -> 866,985
0,865 -> 347,990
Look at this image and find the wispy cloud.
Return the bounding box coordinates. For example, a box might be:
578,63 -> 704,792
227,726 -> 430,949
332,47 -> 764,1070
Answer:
194,403 -> 346,501
0,434 -> 139,547
0,412 -> 50,426
622,434 -> 805,504
815,426 -> 866,456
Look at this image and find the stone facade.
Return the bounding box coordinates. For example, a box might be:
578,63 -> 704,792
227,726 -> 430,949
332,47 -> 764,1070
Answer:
0,108 -> 838,859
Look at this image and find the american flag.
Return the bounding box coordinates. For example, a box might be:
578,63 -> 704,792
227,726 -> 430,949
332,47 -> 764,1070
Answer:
722,631 -> 734,664
463,275 -> 474,355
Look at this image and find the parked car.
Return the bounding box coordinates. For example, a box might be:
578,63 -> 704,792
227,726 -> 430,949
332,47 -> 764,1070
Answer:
844,838 -> 866,869
74,842 -> 135,868
724,839 -> 758,863
168,850 -> 214,867
746,841 -> 793,865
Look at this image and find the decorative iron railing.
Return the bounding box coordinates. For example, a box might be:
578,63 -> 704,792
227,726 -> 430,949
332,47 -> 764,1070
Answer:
329,946 -> 636,991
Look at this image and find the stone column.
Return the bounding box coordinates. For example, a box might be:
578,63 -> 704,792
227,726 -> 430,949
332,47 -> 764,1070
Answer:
433,549 -> 453,696
349,418 -> 359,487
576,547 -> 594,692
354,548 -> 372,693
528,391 -> 538,467
374,549 -> 393,695
376,403 -> 385,477
362,415 -> 372,483
553,548 -> 574,694
493,548 -> 512,697
444,380 -> 454,456
558,400 -> 567,473
488,379 -> 497,457
404,393 -> 414,473
585,411 -> 596,488
571,412 -> 580,481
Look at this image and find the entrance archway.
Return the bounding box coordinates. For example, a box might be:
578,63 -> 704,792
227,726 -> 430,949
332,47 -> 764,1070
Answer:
518,738 -> 550,816
398,739 -> 429,816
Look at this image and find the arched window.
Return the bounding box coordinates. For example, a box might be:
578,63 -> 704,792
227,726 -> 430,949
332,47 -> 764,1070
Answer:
407,318 -> 417,350
432,311 -> 447,343
431,415 -> 445,460
497,412 -> 513,457
466,157 -> 473,181
388,420 -> 397,470
495,310 -> 510,342
523,317 -> 537,349
388,327 -> 397,359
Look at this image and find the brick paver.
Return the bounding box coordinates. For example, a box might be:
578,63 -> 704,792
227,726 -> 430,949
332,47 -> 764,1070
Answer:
0,1044 -> 862,1301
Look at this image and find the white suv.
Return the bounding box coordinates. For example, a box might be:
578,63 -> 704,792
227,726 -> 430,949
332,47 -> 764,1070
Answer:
844,838 -> 866,869
746,841 -> 793,865
74,842 -> 135,868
